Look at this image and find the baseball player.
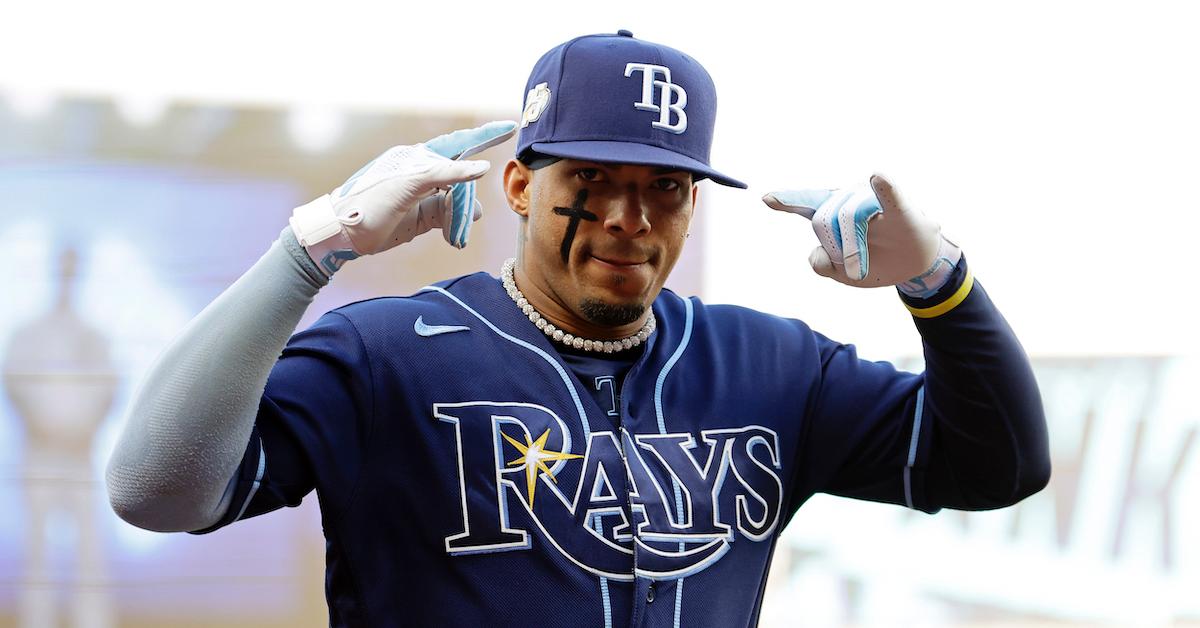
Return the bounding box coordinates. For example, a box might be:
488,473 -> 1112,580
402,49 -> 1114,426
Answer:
106,31 -> 1050,627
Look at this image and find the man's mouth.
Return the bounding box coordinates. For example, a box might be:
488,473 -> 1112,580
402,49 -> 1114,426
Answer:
589,254 -> 648,268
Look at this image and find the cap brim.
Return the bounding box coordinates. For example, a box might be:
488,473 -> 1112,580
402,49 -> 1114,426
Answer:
530,141 -> 747,189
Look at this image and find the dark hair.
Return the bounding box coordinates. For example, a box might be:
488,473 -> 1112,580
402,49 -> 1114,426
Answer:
517,149 -> 562,170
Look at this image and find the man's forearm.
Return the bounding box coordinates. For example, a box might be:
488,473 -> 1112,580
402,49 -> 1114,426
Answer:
105,227 -> 327,532
905,259 -> 1051,510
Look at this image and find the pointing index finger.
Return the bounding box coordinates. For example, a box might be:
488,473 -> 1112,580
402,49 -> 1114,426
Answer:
761,189 -> 834,220
425,120 -> 519,160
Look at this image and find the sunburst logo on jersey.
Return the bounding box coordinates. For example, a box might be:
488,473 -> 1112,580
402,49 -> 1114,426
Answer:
502,428 -> 582,508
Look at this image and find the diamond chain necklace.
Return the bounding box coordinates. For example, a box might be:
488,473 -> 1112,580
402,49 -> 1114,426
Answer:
500,258 -> 655,354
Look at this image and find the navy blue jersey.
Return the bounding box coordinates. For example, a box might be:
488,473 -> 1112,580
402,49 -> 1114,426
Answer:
558,347 -> 637,431
197,258 -> 1049,627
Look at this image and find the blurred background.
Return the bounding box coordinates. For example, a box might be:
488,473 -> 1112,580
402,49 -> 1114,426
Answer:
1,1 -> 1197,626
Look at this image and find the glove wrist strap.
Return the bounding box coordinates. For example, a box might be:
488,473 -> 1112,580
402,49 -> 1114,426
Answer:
897,236 -> 962,298
289,195 -> 359,277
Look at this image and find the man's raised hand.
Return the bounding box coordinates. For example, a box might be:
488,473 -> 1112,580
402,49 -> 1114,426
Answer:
762,174 -> 960,295
290,121 -> 518,277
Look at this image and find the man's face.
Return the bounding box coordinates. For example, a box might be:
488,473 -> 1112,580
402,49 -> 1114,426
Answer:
503,158 -> 697,329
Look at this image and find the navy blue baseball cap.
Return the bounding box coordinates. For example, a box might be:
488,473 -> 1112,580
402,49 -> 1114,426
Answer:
516,30 -> 747,189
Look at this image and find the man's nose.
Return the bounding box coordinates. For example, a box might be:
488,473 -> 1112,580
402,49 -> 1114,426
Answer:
603,186 -> 651,238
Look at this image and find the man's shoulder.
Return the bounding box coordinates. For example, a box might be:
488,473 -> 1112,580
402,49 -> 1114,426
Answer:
321,271 -> 498,328
665,291 -> 816,338
654,292 -> 827,377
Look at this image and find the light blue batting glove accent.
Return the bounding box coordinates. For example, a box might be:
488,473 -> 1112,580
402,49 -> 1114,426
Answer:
445,179 -> 476,249
841,193 -> 885,279
425,121 -> 519,160
763,188 -> 882,281
425,121 -> 517,248
762,190 -> 833,219
338,158 -> 376,198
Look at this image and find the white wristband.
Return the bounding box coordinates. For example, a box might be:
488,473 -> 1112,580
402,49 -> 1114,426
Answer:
289,194 -> 359,277
289,195 -> 342,246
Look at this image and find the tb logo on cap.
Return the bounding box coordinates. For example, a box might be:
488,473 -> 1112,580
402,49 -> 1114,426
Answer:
624,63 -> 688,134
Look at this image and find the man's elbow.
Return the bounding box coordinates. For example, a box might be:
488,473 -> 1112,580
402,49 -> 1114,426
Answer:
1008,403 -> 1053,504
108,497 -> 183,533
979,445 -> 1051,509
1010,449 -> 1052,504
105,463 -> 216,533
959,436 -> 1051,510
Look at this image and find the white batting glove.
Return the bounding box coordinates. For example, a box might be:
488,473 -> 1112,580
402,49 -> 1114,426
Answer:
762,174 -> 961,296
290,121 -> 518,277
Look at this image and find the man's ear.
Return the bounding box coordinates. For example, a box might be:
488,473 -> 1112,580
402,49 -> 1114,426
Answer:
688,180 -> 700,229
503,159 -> 532,217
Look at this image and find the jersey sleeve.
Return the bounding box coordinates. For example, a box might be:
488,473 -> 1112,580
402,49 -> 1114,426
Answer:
191,310 -> 374,533
791,256 -> 1050,515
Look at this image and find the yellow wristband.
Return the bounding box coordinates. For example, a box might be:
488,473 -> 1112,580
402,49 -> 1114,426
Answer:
905,269 -> 974,319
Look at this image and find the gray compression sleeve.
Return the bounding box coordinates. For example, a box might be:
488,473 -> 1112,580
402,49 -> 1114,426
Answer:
105,227 -> 328,532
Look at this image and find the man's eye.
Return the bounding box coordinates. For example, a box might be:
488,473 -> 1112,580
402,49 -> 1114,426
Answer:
578,168 -> 603,182
653,178 -> 681,191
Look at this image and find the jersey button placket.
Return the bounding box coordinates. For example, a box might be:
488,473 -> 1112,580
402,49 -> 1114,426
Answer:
619,363 -> 655,625
622,413 -> 655,623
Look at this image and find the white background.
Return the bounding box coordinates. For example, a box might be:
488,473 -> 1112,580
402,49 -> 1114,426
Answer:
4,0 -> 1197,358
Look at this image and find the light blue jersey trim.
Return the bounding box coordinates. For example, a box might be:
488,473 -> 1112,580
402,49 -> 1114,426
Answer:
234,441 -> 267,522
594,514 -> 614,628
654,295 -> 694,628
674,579 -> 685,627
654,296 -> 693,433
903,386 -> 926,509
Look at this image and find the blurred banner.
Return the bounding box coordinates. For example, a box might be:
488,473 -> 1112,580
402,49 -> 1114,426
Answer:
760,356 -> 1198,627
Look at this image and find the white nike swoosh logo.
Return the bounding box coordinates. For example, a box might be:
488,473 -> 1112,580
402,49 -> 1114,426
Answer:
414,316 -> 471,337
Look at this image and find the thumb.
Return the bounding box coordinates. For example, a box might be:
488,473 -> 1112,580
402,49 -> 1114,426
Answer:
808,246 -> 838,279
762,189 -> 833,220
869,173 -> 904,212
443,179 -> 478,249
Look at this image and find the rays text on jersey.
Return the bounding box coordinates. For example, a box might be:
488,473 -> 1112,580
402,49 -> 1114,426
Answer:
434,401 -> 784,580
